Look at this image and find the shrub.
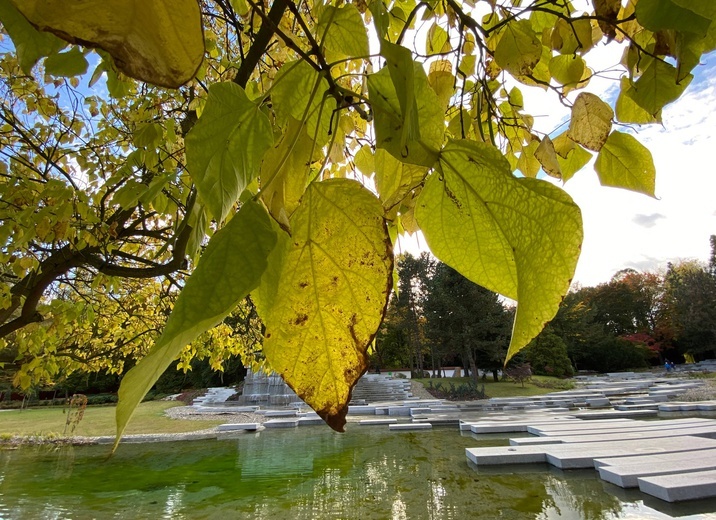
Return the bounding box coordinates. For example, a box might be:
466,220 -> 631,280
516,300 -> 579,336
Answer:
524,331 -> 574,378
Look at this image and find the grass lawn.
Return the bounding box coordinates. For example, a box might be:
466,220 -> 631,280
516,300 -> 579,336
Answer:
0,401 -> 225,438
413,375 -> 573,399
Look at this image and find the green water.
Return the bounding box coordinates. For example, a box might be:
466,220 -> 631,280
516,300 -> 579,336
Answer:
1,428 -> 716,519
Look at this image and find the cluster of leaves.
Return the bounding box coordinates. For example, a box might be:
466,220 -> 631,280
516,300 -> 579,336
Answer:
0,0 -> 713,444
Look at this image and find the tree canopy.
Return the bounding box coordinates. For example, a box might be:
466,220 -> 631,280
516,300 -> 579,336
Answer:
0,0 -> 714,441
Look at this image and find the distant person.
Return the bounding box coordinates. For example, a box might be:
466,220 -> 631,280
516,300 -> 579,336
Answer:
665,360 -> 673,372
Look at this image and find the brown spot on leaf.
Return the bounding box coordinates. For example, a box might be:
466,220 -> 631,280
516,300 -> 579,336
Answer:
293,313 -> 309,326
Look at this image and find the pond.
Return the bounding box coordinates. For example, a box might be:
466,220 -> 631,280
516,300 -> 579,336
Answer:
2,427 -> 716,519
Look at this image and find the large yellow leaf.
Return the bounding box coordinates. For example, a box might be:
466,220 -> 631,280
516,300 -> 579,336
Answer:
257,179 -> 393,432
12,0 -> 204,88
568,92 -> 613,152
415,140 -> 582,362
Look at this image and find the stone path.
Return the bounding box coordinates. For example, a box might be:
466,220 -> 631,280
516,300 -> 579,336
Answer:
464,415 -> 716,503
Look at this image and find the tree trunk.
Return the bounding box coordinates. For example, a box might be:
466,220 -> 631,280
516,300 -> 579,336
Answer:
466,347 -> 478,386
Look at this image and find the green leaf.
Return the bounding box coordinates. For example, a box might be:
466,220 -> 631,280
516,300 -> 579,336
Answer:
615,77 -> 660,124
548,55 -> 586,86
627,59 -> 692,116
516,140 -> 540,178
115,201 -> 277,450
594,131 -> 656,196
428,60 -> 455,111
636,0 -> 711,36
552,133 -> 593,183
378,41 -> 421,155
567,92 -> 613,152
369,0 -> 390,41
0,0 -> 65,74
368,57 -> 443,168
259,117 -> 314,225
257,179 -> 393,432
43,46 -> 87,77
415,140 -> 582,361
534,136 -> 561,179
493,20 -> 542,76
427,23 -> 450,56
133,122 -> 163,149
374,148 -> 428,210
551,17 -> 595,54
271,60 -> 337,147
318,4 -> 369,60
11,0 -> 204,88
185,82 -> 273,223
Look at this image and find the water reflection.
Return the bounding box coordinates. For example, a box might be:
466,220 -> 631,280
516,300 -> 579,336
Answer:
1,428 -> 716,519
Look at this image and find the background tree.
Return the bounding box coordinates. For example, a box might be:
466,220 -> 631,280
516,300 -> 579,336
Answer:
522,326 -> 574,378
373,253 -> 433,373
663,258 -> 716,360
0,0 -> 713,437
423,262 -> 511,383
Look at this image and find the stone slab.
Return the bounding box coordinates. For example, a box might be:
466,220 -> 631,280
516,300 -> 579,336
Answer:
545,436 -> 716,469
509,437 -> 564,446
413,417 -> 460,426
359,418 -> 398,425
638,470 -> 716,502
217,423 -> 260,431
388,406 -> 412,416
521,426 -> 716,445
263,419 -> 299,428
298,417 -> 325,426
598,452 -> 716,488
467,436 -> 716,469
614,404 -> 660,411
466,446 -> 548,465
530,418 -> 712,435
258,410 -> 298,417
348,405 -> 377,414
574,410 -> 658,420
594,448 -> 716,468
389,423 -> 432,431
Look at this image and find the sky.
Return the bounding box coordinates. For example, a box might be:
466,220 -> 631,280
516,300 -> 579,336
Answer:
397,46 -> 716,289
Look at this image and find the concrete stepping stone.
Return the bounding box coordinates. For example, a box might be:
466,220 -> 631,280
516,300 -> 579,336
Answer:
263,418 -> 299,428
298,416 -> 325,426
466,436 -> 716,469
521,420 -> 716,445
359,418 -> 398,425
389,423 -> 432,431
638,470 -> 716,502
217,423 -> 260,431
598,452 -> 716,488
594,447 -> 716,468
574,409 -> 658,419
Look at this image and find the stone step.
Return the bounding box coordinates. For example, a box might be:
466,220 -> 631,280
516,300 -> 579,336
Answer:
638,470 -> 716,502
217,423 -> 260,432
389,423 -> 432,431
598,452 -> 716,488
263,419 -> 299,428
466,435 -> 716,469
